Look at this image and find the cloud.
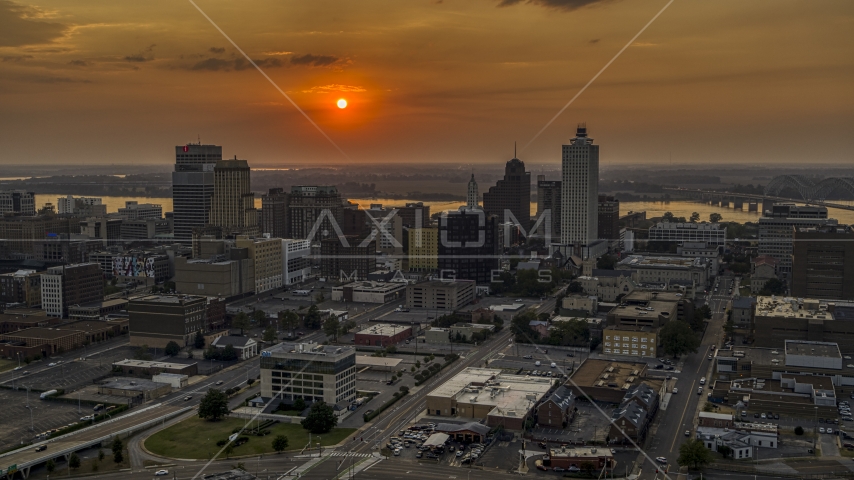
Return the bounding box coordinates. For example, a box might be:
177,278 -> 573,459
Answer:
301,84 -> 367,94
631,42 -> 658,47
125,44 -> 156,62
209,47 -> 225,55
589,38 -> 600,44
188,57 -> 283,71
68,59 -> 88,66
264,51 -> 294,56
1,54 -> 32,62
290,53 -> 339,67
0,0 -> 67,47
497,0 -> 611,11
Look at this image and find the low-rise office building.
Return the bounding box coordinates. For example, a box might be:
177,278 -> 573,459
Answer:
0,326 -> 85,356
98,377 -> 171,401
752,296 -> 854,350
260,342 -> 357,405
567,359 -> 651,404
127,294 -> 207,348
425,367 -> 553,430
112,359 -> 198,376
354,323 -> 412,347
616,255 -> 709,291
648,222 -> 726,247
236,236 -> 283,294
561,294 -> 598,316
40,262 -> 104,318
406,280 -> 475,310
68,299 -> 128,321
331,281 -> 406,304
602,325 -> 658,358
282,239 -> 311,285
152,373 -> 189,389
425,327 -> 451,344
174,253 -> 255,298
547,446 -> 615,472
449,323 -> 495,341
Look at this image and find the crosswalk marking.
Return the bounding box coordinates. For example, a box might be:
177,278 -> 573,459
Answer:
329,451 -> 373,458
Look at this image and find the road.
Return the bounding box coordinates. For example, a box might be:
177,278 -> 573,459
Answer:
637,276 -> 737,479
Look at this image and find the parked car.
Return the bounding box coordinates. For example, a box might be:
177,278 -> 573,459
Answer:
568,466 -> 581,472
672,388 -> 678,394
552,467 -> 566,472
828,428 -> 834,435
760,413 -> 766,419
685,430 -> 690,437
820,427 -> 826,434
700,377 -> 706,385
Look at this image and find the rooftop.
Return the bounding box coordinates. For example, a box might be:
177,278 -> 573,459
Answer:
651,222 -> 724,231
569,359 -> 648,390
435,422 -> 490,436
132,294 -> 206,304
428,367 -> 554,417
355,355 -> 403,368
0,326 -> 83,339
211,335 -> 255,347
609,301 -> 677,320
549,446 -> 613,460
754,296 -> 834,320
785,340 -> 842,359
333,281 -> 406,293
355,323 -> 411,337
699,412 -> 732,421
732,297 -> 756,310
266,341 -> 354,358
113,359 -> 196,370
618,255 -> 706,269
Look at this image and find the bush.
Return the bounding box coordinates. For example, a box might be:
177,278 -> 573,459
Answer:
364,390 -> 408,422
794,426 -> 804,435
216,439 -> 227,447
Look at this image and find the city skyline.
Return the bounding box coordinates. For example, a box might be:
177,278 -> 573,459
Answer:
0,0 -> 851,166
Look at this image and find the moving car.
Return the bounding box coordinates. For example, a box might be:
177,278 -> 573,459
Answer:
183,396 -> 192,401
672,387 -> 678,394
523,355 -> 533,359
35,445 -> 47,452
656,457 -> 668,464
155,470 -> 169,476
698,387 -> 703,395
685,430 -> 690,437
700,377 -> 706,385
216,380 -> 223,385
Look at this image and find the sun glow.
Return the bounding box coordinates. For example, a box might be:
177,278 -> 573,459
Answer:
337,98 -> 348,109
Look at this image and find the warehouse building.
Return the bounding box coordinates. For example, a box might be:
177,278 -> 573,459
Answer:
331,281 -> 406,304
353,323 -> 412,347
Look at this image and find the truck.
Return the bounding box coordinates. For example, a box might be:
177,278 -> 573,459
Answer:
39,390 -> 58,399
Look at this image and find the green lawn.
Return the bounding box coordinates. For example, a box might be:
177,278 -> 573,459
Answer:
0,359 -> 16,373
145,416 -> 355,459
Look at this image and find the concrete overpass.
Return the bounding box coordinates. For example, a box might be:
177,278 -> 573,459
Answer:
662,187 -> 854,213
0,404 -> 192,479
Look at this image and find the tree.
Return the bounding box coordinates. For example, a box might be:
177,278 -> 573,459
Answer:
678,439 -> 712,470
304,305 -> 322,330
293,397 -> 306,412
112,437 -> 123,463
717,444 -> 732,459
69,453 -> 81,470
596,254 -> 617,270
46,459 -> 55,473
323,315 -> 341,342
221,344 -> 238,361
301,401 -> 338,434
194,330 -> 205,349
579,461 -> 595,475
164,341 -> 181,357
272,435 -> 289,453
252,309 -> 268,326
689,212 -> 700,223
315,291 -> 325,303
279,310 -> 300,337
794,426 -> 804,435
134,344 -> 152,361
232,312 -> 251,334
263,325 -> 277,343
709,212 -> 723,223
759,278 -> 786,296
659,320 -> 701,357
198,388 -> 229,421
98,449 -> 105,461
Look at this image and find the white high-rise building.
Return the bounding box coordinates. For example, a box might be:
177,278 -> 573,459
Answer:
560,125 -> 599,246
466,174 -> 479,209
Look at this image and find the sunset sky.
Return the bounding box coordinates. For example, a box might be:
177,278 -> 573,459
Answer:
1,0 -> 852,166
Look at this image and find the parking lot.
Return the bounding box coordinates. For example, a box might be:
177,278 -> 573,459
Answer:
7,345 -> 138,392
385,426 -> 493,468
0,388 -> 88,451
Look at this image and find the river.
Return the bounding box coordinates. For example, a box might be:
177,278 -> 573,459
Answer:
33,194 -> 854,225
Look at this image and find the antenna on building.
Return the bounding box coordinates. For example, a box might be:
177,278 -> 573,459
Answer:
514,141 -> 517,159
198,134 -> 201,145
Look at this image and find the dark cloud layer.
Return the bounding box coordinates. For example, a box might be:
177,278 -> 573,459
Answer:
290,53 -> 338,67
497,0 -> 609,11
189,57 -> 282,71
0,0 -> 67,47
209,47 -> 225,55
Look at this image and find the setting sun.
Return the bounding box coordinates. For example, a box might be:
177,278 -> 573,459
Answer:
337,98 -> 347,109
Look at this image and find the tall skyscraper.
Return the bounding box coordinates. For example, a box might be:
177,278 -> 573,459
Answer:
561,125 -> 599,246
288,186 -> 343,241
437,207 -> 499,284
209,157 -> 258,235
483,158 -> 531,227
0,190 -> 36,216
467,174 -> 479,209
172,144 -> 220,242
261,188 -> 289,238
792,225 -> 854,300
536,176 -> 561,239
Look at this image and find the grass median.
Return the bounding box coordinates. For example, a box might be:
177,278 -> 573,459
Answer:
145,416 -> 356,459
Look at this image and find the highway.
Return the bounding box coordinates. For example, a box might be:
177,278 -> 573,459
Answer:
636,276 -> 737,479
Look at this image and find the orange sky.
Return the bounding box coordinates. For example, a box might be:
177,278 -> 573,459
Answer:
0,0 -> 852,166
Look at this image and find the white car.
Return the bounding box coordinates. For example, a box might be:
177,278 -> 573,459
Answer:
672,387 -> 678,394
155,470 -> 169,476
827,428 -> 834,435
48,363 -> 56,367
700,377 -> 706,385
819,427 -> 826,434
535,361 -> 541,367
655,457 -> 667,464
13,366 -> 22,371
550,362 -> 557,368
